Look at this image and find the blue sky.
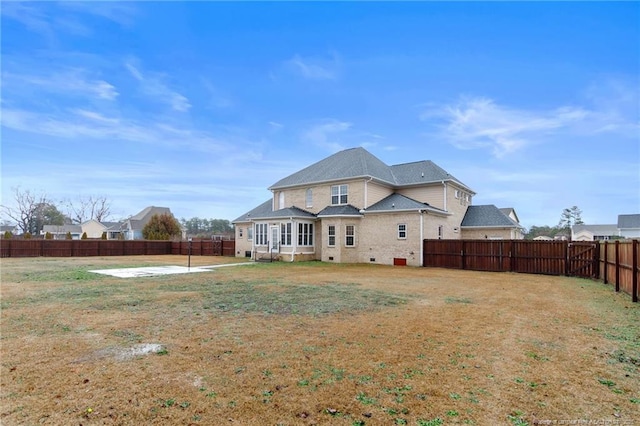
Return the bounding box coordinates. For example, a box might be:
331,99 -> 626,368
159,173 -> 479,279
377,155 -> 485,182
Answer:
1,1 -> 638,230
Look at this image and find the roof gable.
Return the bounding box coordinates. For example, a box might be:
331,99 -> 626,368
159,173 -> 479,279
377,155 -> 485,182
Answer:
269,147 -> 396,189
317,204 -> 363,217
461,205 -> 523,228
233,200 -> 316,222
390,161 -> 472,192
268,147 -> 473,193
618,214 -> 640,229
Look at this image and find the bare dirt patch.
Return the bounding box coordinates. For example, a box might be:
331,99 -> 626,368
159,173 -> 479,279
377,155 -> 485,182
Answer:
1,257 -> 638,425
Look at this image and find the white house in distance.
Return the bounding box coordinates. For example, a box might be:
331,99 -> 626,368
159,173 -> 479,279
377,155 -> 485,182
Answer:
233,147 -> 524,266
572,214 -> 640,241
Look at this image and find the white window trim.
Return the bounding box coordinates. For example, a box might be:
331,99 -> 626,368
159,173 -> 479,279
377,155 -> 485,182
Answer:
327,225 -> 336,247
345,224 -> 355,247
398,223 -> 407,240
331,184 -> 348,205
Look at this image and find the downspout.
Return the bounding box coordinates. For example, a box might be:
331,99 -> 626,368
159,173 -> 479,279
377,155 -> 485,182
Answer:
419,209 -> 425,267
290,218 -> 296,262
364,177 -> 373,208
441,181 -> 447,211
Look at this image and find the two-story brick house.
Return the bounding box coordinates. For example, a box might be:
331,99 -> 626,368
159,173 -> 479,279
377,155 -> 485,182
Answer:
234,147 -> 523,266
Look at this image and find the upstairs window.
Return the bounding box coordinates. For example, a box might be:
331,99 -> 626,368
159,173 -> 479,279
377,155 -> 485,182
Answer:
279,192 -> 285,209
398,224 -> 407,239
306,188 -> 313,208
331,184 -> 348,205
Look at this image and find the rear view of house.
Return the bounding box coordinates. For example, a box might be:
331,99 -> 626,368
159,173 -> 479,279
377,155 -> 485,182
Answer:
234,147 -> 524,266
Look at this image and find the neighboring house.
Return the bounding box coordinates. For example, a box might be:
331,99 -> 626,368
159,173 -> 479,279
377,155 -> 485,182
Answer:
41,224 -> 83,239
80,219 -> 108,239
461,205 -> 525,240
121,206 -> 184,240
571,224 -> 618,241
618,214 -> 640,239
1,225 -> 18,236
233,147 -> 523,266
570,214 -> 640,241
533,236 -> 553,241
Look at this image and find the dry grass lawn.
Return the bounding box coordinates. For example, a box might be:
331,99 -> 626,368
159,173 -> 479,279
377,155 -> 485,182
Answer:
1,255 -> 638,425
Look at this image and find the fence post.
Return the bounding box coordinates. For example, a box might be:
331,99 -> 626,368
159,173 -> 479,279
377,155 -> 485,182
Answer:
564,241 -> 569,277
615,240 -> 620,293
593,241 -> 600,279
509,240 -> 515,272
461,240 -> 466,270
632,239 -> 638,303
603,241 -> 608,284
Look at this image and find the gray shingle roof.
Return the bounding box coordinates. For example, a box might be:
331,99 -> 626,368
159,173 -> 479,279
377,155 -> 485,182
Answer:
269,147 -> 396,189
42,224 -> 82,233
618,214 -> 640,229
233,200 -> 316,222
390,161 -> 471,191
365,193 -> 445,214
130,206 -> 172,221
268,147 -> 474,192
317,204 -> 363,217
461,205 -> 523,228
572,224 -> 618,235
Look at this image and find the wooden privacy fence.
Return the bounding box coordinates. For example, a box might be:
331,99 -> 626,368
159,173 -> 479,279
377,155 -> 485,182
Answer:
423,239 -> 639,303
171,240 -> 236,257
0,239 -> 235,258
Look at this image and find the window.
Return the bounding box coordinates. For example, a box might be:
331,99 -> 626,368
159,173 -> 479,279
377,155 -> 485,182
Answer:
398,224 -> 407,239
331,184 -> 348,205
279,192 -> 285,209
306,188 -> 313,208
280,222 -> 292,246
345,225 -> 355,247
255,223 -> 268,245
328,225 -> 336,247
247,227 -> 253,240
239,228 -> 243,238
298,223 -> 314,246
455,190 -> 460,199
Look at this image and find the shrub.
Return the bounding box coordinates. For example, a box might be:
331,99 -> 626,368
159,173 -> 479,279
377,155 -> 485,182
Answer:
24,232 -> 32,240
101,232 -> 107,240
142,213 -> 182,240
45,232 -> 53,240
3,231 -> 12,239
81,232 -> 88,240
65,232 -> 72,240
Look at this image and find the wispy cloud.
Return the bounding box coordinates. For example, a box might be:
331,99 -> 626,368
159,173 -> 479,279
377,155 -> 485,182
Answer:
1,1 -> 137,40
1,107 -> 225,153
420,96 -> 590,158
125,59 -> 191,112
303,119 -> 352,151
284,52 -> 341,80
2,69 -> 118,101
421,78 -> 639,158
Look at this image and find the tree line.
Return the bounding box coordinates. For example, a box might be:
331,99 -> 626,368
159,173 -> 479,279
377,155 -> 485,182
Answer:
524,206 -> 584,239
1,187 -> 233,238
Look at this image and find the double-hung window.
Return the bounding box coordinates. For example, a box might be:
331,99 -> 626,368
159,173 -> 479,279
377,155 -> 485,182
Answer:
255,224 -> 268,245
328,225 -> 336,247
345,225 -> 355,247
298,223 -> 314,246
398,224 -> 407,239
280,223 -> 292,246
331,184 -> 348,205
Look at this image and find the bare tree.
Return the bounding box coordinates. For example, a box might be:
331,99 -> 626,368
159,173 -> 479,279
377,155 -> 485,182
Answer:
65,195 -> 112,223
1,187 -> 51,234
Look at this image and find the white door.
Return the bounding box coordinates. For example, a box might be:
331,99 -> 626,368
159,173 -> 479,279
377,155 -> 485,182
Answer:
270,226 -> 279,252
